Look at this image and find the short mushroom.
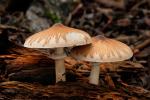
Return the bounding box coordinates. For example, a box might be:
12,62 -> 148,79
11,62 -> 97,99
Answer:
24,23 -> 92,83
71,35 -> 133,85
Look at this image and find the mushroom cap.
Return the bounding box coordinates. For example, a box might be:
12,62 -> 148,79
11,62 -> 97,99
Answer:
71,35 -> 133,62
24,23 -> 92,48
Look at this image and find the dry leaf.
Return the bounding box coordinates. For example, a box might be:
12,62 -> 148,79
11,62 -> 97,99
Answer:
96,0 -> 125,9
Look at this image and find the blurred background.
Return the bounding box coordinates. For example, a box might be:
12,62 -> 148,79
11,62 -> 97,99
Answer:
0,0 -> 149,44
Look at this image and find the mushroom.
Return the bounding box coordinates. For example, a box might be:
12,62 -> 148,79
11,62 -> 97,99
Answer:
71,35 -> 133,85
24,23 -> 92,83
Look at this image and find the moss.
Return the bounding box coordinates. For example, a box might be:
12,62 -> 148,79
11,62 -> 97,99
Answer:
44,10 -> 62,23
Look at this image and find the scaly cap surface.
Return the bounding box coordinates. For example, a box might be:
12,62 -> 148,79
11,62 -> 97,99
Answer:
24,23 -> 92,48
71,35 -> 133,62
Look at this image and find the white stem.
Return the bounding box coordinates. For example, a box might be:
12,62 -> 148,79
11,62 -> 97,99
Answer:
55,48 -> 66,83
89,62 -> 100,85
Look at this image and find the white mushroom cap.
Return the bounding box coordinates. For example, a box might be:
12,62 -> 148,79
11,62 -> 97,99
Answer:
71,35 -> 133,62
24,23 -> 92,48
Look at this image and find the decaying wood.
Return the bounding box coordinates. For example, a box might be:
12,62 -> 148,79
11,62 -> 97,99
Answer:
0,81 -> 150,100
0,47 -> 56,84
0,40 -> 144,84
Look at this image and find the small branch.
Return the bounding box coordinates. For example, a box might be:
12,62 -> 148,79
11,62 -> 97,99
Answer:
135,39 -> 150,50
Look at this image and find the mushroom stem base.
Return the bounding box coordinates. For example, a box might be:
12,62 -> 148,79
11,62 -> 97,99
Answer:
89,62 -> 100,85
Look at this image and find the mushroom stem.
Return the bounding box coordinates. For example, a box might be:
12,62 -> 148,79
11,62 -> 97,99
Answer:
55,48 -> 66,83
89,62 -> 100,85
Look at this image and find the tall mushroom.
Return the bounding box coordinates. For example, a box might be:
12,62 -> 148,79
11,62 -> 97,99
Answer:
71,35 -> 133,85
24,23 -> 92,83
